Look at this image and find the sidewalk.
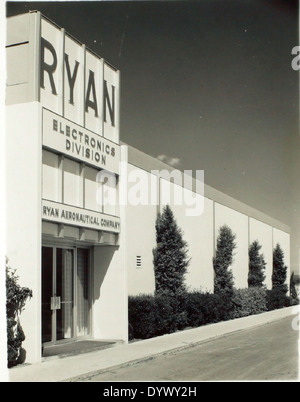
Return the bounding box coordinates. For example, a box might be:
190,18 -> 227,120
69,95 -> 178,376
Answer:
9,306 -> 298,382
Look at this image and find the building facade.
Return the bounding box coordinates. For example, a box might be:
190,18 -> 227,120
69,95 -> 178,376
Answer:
6,12 -> 290,364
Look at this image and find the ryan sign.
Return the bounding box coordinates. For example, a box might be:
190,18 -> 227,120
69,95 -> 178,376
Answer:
40,16 -> 120,144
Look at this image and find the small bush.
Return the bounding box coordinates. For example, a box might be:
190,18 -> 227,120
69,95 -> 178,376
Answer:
202,293 -> 233,323
154,294 -> 179,335
184,292 -> 206,328
129,291 -> 234,340
128,295 -> 157,339
6,260 -> 32,367
231,287 -> 267,319
266,288 -> 293,311
185,292 -> 232,326
128,294 -> 175,340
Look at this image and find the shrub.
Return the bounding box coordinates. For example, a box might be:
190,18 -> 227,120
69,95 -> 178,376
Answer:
231,287 -> 267,319
266,288 -> 293,311
129,290 -> 236,341
184,292 -> 206,328
128,294 -> 175,340
129,284 -> 296,341
128,295 -> 157,339
6,260 -> 32,367
184,292 -> 233,326
200,292 -> 233,324
154,294 -> 179,335
213,225 -> 236,297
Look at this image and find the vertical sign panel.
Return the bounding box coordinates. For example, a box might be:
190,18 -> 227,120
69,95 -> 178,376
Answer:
40,17 -> 63,114
64,35 -> 84,126
103,63 -> 119,143
85,50 -> 103,136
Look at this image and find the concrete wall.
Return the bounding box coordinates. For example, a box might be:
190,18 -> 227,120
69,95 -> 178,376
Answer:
124,145 -> 291,296
92,244 -> 127,341
6,12 -> 40,106
6,102 -> 42,363
125,164 -> 157,296
91,148 -> 128,341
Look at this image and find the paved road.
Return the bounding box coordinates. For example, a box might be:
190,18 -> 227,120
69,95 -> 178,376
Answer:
84,316 -> 299,381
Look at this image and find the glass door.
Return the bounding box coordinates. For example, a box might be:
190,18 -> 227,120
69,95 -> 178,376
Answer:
42,247 -> 53,343
76,248 -> 90,337
56,248 -> 74,341
42,246 -> 75,344
42,246 -> 90,346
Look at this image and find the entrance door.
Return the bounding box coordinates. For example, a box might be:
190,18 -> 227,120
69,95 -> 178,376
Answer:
42,245 -> 91,347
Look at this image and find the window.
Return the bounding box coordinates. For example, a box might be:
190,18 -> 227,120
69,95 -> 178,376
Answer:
102,171 -> 118,216
42,150 -> 61,202
63,158 -> 82,207
84,166 -> 102,212
42,150 -> 119,216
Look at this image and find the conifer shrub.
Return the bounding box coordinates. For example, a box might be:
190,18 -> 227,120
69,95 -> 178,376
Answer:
152,205 -> 190,331
290,272 -> 299,302
248,240 -> 266,288
213,225 -> 236,298
153,205 -> 190,297
272,244 -> 288,294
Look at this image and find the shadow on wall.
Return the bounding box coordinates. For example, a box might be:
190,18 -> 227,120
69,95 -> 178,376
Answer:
93,246 -> 119,302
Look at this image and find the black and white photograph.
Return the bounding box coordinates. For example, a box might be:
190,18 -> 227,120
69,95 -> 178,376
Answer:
0,0 -> 299,384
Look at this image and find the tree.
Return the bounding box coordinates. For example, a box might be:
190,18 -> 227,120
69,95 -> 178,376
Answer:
6,259 -> 32,367
272,244 -> 288,294
153,205 -> 190,297
290,272 -> 298,300
213,225 -> 236,296
248,240 -> 266,288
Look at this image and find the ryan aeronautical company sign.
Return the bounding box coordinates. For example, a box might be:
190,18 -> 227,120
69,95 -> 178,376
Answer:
42,200 -> 120,233
43,108 -> 120,174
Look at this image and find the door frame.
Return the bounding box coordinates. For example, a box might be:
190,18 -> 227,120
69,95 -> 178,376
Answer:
42,242 -> 92,347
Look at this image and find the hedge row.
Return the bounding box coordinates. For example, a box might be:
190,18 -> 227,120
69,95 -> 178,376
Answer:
128,288 -> 297,341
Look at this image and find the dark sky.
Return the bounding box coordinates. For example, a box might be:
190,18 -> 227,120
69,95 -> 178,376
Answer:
6,1 -> 300,273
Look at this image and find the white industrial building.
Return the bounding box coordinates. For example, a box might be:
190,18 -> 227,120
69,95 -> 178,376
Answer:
5,11 -> 290,364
